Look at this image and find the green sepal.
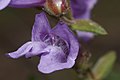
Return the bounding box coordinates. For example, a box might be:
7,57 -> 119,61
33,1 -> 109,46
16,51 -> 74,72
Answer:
92,51 -> 117,80
71,20 -> 107,35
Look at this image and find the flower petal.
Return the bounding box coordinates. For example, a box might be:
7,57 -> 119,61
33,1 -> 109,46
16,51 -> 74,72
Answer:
0,0 -> 11,10
76,31 -> 94,42
38,46 -> 75,73
70,0 -> 97,19
32,12 -> 51,41
25,42 -> 47,58
9,0 -> 45,8
7,42 -> 33,59
52,22 -> 79,60
7,41 -> 47,58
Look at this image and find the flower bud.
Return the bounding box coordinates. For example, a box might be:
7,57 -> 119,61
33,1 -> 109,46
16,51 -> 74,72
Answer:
44,0 -> 68,17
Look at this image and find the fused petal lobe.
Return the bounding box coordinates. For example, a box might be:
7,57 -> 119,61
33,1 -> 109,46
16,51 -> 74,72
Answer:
7,42 -> 33,59
38,46 -> 75,73
25,42 -> 47,58
32,12 -> 51,41
7,41 -> 47,58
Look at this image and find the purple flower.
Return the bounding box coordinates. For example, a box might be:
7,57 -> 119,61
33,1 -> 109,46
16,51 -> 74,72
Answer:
0,0 -> 97,19
0,0 -> 45,10
7,12 -> 79,73
70,0 -> 97,19
9,0 -> 45,8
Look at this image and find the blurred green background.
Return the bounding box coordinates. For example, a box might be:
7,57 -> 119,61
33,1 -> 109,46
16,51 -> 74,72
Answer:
0,0 -> 120,80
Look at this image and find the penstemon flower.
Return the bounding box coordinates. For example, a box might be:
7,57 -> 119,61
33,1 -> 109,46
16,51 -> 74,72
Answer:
6,12 -> 79,73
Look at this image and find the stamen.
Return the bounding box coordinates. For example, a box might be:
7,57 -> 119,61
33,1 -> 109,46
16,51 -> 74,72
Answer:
43,34 -> 69,55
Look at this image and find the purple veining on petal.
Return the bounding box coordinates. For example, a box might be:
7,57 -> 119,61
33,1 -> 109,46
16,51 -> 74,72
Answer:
52,22 -> 80,60
0,0 -> 11,10
37,19 -> 79,73
42,33 -> 69,56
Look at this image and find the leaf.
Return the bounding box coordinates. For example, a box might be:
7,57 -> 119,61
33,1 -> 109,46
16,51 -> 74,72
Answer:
105,69 -> 120,80
92,51 -> 117,80
71,20 -> 107,35
28,75 -> 39,80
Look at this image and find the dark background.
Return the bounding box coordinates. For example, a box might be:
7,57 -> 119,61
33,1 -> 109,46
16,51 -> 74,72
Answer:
0,0 -> 120,80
